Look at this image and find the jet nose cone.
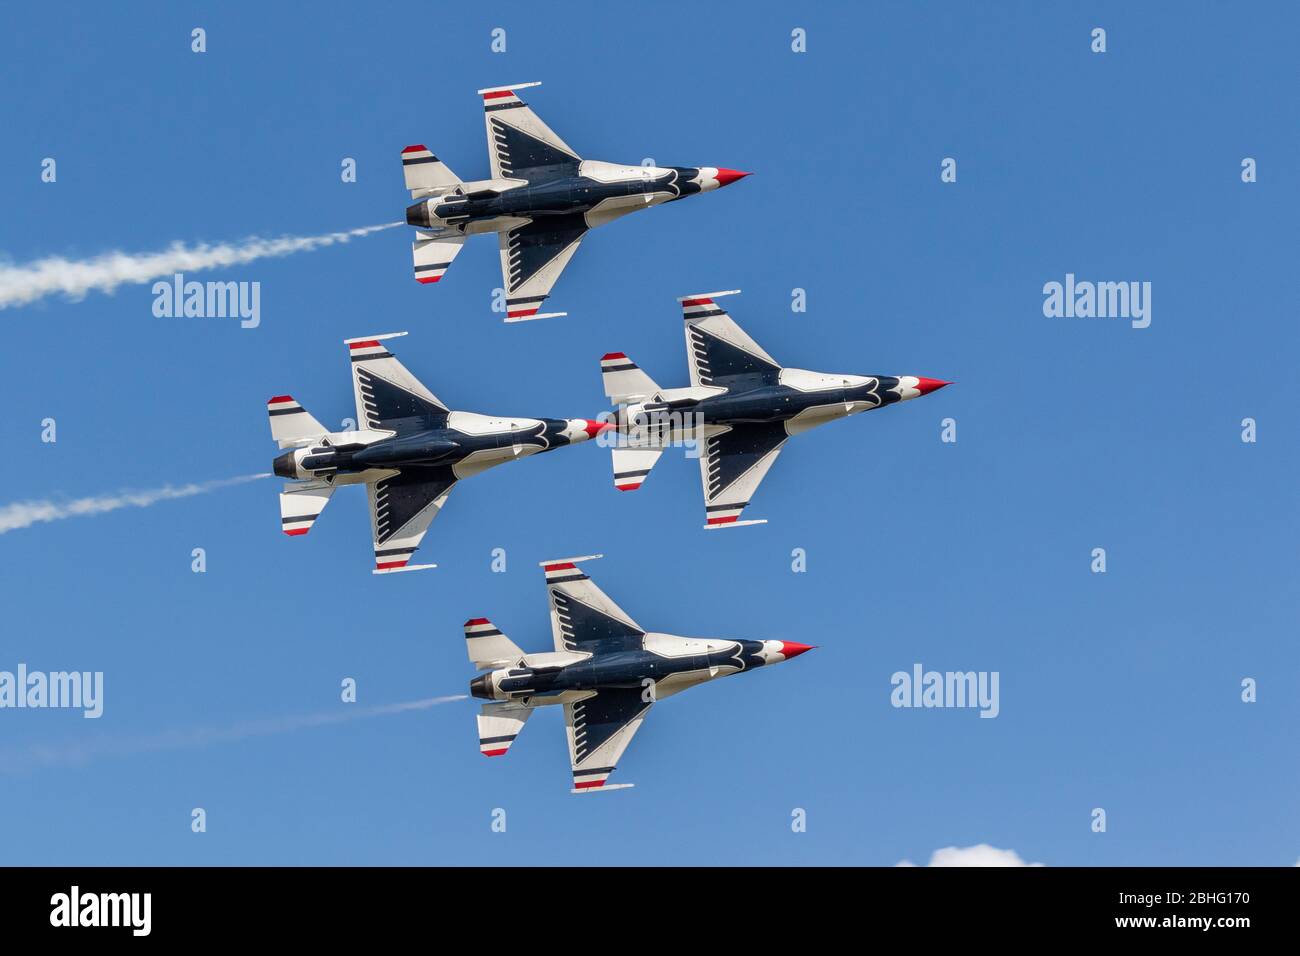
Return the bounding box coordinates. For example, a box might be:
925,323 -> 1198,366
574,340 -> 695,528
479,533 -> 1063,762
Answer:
713,168 -> 750,187
779,641 -> 815,660
272,450 -> 297,479
913,377 -> 951,395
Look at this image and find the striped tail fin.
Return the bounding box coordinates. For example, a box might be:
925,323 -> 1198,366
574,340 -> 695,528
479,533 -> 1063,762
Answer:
476,703 -> 533,757
267,395 -> 327,448
600,352 -> 660,404
464,618 -> 524,670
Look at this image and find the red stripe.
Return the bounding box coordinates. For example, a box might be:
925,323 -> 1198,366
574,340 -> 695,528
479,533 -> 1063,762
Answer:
681,298 -> 713,307
349,340 -> 381,350
601,352 -> 627,361
573,779 -> 605,789
401,144 -> 428,154
707,515 -> 738,525
465,617 -> 490,626
375,559 -> 409,570
482,748 -> 508,757
507,308 -> 538,318
544,562 -> 577,572
416,275 -> 441,284
482,90 -> 514,100
283,528 -> 309,536
617,483 -> 642,491
268,395 -> 294,405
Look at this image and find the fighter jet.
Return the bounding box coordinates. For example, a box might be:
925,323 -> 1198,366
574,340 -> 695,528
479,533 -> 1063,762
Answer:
599,291 -> 950,527
267,333 -> 608,573
466,554 -> 813,792
401,82 -> 749,321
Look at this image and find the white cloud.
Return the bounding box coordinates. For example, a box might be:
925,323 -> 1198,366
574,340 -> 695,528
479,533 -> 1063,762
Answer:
897,844 -> 1044,867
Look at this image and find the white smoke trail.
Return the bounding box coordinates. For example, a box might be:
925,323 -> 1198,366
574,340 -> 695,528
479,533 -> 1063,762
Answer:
0,473 -> 270,535
3,696 -> 467,773
0,222 -> 402,310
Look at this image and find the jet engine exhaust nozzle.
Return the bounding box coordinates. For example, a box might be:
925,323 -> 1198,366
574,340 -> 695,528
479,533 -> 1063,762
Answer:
272,451 -> 297,479
405,201 -> 432,228
469,674 -> 493,700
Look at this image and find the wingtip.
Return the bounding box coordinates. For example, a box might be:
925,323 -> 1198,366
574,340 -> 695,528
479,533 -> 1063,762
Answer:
344,331 -> 408,345
538,553 -> 604,568
477,81 -> 543,96
677,289 -> 741,303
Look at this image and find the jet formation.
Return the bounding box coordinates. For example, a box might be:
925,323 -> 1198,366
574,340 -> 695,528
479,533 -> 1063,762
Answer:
257,80 -> 953,795
401,82 -> 748,320
466,555 -> 813,792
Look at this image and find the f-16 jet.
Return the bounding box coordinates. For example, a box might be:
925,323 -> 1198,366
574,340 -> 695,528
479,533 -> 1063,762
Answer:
466,554 -> 813,792
401,82 -> 749,321
267,333 -> 608,573
599,291 -> 950,527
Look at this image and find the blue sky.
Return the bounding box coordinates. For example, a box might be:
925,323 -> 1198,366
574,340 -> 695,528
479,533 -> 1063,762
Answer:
0,1 -> 1295,865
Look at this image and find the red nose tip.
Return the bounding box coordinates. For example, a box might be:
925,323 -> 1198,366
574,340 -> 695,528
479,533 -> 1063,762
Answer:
713,168 -> 750,187
583,419 -> 613,437
913,377 -> 951,395
780,641 -> 815,660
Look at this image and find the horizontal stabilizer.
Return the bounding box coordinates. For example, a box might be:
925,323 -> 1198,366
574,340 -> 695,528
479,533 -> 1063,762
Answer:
571,783 -> 634,795
465,617 -> 525,670
280,479 -> 336,536
601,352 -> 660,403
402,145 -> 461,196
267,396 -> 327,449
477,704 -> 532,757
412,231 -> 467,285
611,446 -> 663,492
